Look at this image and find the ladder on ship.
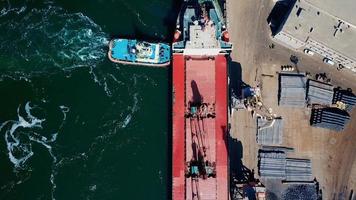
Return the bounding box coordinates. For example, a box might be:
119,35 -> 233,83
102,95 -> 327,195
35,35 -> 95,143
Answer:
190,116 -> 207,200
191,177 -> 201,200
190,116 -> 210,166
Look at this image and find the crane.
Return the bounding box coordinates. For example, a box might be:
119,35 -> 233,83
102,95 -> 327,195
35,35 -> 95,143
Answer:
185,101 -> 217,199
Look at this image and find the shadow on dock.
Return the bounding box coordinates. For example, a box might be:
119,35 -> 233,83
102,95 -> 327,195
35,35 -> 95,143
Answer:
228,58 -> 252,98
229,136 -> 256,184
228,58 -> 243,97
229,135 -> 259,200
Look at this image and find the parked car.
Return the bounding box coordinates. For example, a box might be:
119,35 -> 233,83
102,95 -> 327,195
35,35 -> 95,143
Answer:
303,49 -> 314,56
337,64 -> 345,71
281,65 -> 295,71
323,58 -> 335,66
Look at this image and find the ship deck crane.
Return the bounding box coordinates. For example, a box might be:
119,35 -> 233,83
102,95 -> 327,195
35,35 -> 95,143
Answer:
185,101 -> 217,199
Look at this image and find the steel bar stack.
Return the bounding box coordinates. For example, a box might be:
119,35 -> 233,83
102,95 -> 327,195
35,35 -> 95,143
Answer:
333,88 -> 356,112
307,80 -> 334,105
279,72 -> 307,107
285,158 -> 313,182
259,150 -> 314,182
259,151 -> 286,179
257,117 -> 283,145
310,107 -> 351,131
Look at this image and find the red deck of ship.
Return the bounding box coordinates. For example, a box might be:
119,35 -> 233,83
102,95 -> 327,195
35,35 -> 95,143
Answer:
172,54 -> 228,200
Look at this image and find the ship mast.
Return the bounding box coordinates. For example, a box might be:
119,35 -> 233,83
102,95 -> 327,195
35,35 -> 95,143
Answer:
198,0 -> 226,27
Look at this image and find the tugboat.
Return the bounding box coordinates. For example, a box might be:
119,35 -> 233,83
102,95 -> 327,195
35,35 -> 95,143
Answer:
108,39 -> 171,67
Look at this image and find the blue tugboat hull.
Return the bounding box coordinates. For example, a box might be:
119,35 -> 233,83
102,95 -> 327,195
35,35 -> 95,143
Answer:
108,39 -> 171,67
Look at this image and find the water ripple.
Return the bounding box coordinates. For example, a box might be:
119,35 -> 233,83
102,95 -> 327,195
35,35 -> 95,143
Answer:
0,4 -> 108,72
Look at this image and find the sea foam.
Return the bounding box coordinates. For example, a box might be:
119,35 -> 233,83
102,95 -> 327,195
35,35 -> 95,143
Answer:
1,102 -> 69,199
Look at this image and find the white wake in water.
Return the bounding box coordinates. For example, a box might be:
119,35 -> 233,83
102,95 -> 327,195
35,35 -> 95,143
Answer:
1,102 -> 69,200
0,2 -> 118,97
0,3 -> 108,71
2,102 -> 45,169
121,92 -> 140,128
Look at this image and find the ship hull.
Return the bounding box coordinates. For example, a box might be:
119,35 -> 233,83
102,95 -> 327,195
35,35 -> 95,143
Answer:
172,0 -> 231,198
172,54 -> 228,200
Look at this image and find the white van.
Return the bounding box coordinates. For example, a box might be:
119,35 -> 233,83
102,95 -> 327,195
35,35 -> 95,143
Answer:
303,49 -> 314,56
323,58 -> 335,66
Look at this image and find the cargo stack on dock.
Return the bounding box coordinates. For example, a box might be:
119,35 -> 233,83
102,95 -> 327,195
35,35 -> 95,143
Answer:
258,149 -> 313,183
278,72 -> 307,107
171,0 -> 232,199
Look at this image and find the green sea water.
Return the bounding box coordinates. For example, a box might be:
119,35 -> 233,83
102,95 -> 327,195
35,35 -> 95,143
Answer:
0,0 -> 179,199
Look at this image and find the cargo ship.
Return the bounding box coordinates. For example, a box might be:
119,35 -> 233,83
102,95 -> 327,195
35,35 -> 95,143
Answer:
108,39 -> 171,66
172,0 -> 232,199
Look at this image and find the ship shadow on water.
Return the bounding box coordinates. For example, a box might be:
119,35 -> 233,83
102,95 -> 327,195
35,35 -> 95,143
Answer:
109,28 -> 167,44
109,0 -> 182,45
